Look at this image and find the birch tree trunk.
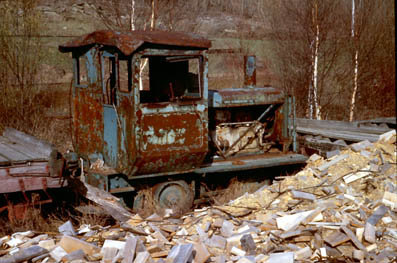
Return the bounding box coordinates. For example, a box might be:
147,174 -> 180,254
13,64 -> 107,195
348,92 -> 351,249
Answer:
308,82 -> 313,119
150,0 -> 156,30
309,0 -> 321,120
130,0 -> 135,31
349,0 -> 359,122
313,23 -> 321,120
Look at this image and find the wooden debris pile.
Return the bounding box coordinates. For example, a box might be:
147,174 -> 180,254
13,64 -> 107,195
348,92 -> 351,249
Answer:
0,130 -> 396,263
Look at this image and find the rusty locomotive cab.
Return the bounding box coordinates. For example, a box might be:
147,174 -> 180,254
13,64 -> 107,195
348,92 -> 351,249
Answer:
59,30 -> 306,209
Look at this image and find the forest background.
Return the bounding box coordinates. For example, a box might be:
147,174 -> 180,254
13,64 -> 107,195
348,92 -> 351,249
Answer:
0,0 -> 394,148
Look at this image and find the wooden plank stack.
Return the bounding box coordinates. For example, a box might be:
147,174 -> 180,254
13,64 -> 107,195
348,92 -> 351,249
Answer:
296,118 -> 394,155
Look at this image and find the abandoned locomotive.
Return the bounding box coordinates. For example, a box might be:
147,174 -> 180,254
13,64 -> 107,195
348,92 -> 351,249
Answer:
59,30 -> 306,210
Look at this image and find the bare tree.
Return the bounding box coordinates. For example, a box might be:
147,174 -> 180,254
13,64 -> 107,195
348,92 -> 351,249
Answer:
264,0 -> 345,119
343,0 -> 395,120
0,0 -> 46,132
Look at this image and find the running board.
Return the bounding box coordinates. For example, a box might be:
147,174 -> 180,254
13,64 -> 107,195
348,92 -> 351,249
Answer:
194,153 -> 307,174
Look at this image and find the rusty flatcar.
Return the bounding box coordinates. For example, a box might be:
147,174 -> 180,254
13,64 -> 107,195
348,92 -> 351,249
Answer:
59,30 -> 306,210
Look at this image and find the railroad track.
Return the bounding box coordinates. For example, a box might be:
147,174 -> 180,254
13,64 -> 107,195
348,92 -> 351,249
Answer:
295,117 -> 396,156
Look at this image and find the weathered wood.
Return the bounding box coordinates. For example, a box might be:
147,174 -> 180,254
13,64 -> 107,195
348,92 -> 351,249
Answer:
0,245 -> 48,263
355,117 -> 396,125
298,136 -> 347,154
0,162 -> 49,177
0,138 -> 46,161
317,154 -> 349,172
3,128 -> 55,156
324,231 -> 349,247
297,118 -> 391,134
0,128 -> 56,165
0,177 -> 66,193
296,127 -> 380,142
341,226 -> 367,251
0,142 -> 32,164
69,178 -> 133,222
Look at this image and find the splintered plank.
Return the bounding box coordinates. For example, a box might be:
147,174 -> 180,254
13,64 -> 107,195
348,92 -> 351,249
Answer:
341,226 -> 367,251
68,178 -> 133,222
324,231 -> 349,247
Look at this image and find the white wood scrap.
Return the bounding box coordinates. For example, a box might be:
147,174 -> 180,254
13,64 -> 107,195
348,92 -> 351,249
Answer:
343,171 -> 370,184
276,210 -> 322,232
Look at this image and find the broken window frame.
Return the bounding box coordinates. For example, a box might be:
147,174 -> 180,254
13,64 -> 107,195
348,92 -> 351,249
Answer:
73,53 -> 89,88
101,51 -> 117,105
72,47 -> 101,88
138,53 -> 204,104
100,51 -> 133,106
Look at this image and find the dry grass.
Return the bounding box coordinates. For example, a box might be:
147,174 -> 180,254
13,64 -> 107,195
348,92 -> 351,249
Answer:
0,207 -> 64,236
134,188 -> 162,219
0,86 -> 72,153
73,204 -> 115,227
210,177 -> 266,205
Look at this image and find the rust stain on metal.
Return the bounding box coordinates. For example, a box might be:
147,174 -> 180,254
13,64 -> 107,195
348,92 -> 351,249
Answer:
73,88 -> 104,156
135,107 -> 208,174
59,30 -> 211,55
141,114 -> 203,150
266,108 -> 288,151
209,87 -> 284,108
117,95 -> 137,172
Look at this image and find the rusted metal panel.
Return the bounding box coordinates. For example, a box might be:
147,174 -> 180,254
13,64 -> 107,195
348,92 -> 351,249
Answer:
72,88 -> 104,158
208,87 -> 284,108
134,104 -> 208,175
117,93 -> 137,174
59,30 -> 211,56
244,55 -> 256,87
266,106 -> 287,149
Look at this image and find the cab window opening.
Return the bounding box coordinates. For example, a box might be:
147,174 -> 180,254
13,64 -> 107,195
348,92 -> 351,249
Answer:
139,55 -> 202,103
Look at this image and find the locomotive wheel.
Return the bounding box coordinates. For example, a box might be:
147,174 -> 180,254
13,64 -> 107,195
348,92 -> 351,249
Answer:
132,180 -> 194,215
153,180 -> 193,214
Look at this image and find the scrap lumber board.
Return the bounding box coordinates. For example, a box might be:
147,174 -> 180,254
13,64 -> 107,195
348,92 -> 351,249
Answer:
0,127 -> 56,166
355,117 -> 396,126
68,178 -> 133,222
298,136 -> 347,153
296,118 -> 392,135
296,127 -> 380,143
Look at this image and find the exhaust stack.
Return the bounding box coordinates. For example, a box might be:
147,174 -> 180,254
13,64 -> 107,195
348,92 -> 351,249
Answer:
244,55 -> 256,88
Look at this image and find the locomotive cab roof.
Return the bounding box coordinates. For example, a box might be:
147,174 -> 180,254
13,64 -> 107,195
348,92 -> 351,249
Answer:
59,30 -> 211,55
